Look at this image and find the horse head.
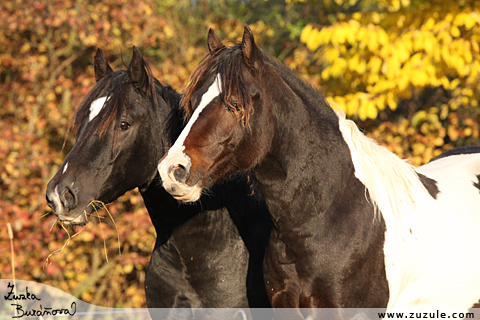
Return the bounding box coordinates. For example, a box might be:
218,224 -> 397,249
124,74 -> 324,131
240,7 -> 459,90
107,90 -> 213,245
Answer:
46,47 -> 175,225
158,26 -> 275,202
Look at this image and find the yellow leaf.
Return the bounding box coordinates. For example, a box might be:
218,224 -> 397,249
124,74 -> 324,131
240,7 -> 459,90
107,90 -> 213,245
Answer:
368,56 -> 383,74
20,43 -> 30,53
440,104 -> 449,120
46,92 -> 56,102
433,137 -> 444,147
387,92 -> 397,111
365,100 -> 378,119
450,25 -> 461,38
367,32 -> 379,52
358,99 -> 367,121
38,55 -> 49,65
378,29 -> 389,46
349,53 -> 360,72
346,96 -> 359,116
164,25 -> 174,39
423,18 -> 435,30
308,28 -> 322,51
300,24 -> 313,43
331,58 -> 347,77
472,39 -> 480,53
464,14 -> 477,30
448,125 -> 459,141
123,263 -> 134,274
464,49 -> 473,63
376,94 -> 387,111
411,110 -> 427,127
353,12 -> 362,21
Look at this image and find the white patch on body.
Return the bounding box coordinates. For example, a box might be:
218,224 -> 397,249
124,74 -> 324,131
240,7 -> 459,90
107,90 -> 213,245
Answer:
89,96 -> 109,122
62,162 -> 68,174
333,107 -> 480,311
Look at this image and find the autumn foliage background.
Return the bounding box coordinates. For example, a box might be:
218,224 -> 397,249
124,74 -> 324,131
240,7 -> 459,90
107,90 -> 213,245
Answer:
1,0 -> 480,308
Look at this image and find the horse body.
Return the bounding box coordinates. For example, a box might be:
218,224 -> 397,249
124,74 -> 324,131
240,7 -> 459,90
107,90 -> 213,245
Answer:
46,47 -> 272,312
394,153 -> 480,310
158,26 -> 480,316
339,112 -> 480,310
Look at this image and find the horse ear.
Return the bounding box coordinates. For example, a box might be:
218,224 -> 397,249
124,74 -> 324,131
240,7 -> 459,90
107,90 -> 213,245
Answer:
94,48 -> 113,82
241,25 -> 260,69
129,46 -> 148,91
207,28 -> 224,52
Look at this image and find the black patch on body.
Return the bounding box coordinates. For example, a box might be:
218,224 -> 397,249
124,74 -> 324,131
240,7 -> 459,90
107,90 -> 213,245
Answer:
429,146 -> 480,162
417,173 -> 440,199
474,174 -> 480,193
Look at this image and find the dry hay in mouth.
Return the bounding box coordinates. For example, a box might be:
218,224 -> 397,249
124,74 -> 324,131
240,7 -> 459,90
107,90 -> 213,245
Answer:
44,200 -> 121,271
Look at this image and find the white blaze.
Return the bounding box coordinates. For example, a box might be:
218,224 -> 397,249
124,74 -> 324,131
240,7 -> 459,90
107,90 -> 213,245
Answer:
157,73 -> 222,202
169,74 -> 222,154
89,96 -> 109,122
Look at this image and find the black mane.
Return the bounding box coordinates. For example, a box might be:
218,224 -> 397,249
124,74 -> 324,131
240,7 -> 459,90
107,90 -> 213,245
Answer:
65,61 -> 181,154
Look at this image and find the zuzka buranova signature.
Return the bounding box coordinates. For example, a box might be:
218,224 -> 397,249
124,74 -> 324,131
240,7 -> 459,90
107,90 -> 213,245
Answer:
4,282 -> 76,318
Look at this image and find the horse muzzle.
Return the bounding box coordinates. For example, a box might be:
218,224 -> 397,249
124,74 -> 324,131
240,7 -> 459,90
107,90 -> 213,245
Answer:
46,179 -> 88,226
158,154 -> 202,202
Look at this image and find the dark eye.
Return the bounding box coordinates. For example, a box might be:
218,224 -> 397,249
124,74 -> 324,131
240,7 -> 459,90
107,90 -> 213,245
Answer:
224,101 -> 237,112
120,121 -> 131,130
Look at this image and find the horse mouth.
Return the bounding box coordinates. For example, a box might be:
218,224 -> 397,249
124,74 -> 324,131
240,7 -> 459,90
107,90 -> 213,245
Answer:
57,212 -> 89,227
171,184 -> 203,202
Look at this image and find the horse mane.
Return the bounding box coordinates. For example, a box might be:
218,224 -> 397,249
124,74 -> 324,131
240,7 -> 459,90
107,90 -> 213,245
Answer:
64,59 -> 179,155
181,43 -> 262,124
333,107 -> 429,223
265,55 -> 427,222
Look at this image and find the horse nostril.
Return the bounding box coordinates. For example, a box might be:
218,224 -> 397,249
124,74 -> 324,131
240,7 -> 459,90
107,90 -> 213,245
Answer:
61,187 -> 76,209
46,194 -> 54,209
173,164 -> 189,184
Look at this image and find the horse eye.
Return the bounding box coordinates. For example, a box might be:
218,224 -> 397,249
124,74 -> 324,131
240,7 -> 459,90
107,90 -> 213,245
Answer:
224,100 -> 238,113
120,121 -> 131,130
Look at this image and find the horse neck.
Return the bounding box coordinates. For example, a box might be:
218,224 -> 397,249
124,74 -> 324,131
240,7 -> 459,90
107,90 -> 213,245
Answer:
152,85 -> 182,153
253,67 -> 357,229
140,86 -> 185,231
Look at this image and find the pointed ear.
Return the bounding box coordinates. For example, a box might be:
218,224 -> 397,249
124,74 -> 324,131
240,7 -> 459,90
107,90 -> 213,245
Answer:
207,28 -> 224,52
94,48 -> 113,82
129,46 -> 148,91
241,25 -> 260,69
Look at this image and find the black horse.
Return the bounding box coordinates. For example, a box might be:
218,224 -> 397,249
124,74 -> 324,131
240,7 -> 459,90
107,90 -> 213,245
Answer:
45,47 -> 272,318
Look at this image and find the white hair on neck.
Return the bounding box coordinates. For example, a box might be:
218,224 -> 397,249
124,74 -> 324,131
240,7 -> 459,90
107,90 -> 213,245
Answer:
331,104 -> 428,225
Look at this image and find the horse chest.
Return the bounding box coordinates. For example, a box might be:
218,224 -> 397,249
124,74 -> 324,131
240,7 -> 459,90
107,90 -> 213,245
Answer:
263,193 -> 389,309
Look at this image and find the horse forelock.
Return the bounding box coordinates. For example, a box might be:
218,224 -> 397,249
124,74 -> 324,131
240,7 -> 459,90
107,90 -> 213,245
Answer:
64,60 -> 168,155
181,43 -> 263,124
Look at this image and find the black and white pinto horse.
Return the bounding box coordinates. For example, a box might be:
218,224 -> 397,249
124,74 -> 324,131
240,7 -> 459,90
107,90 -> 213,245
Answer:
46,47 -> 272,316
158,26 -> 480,317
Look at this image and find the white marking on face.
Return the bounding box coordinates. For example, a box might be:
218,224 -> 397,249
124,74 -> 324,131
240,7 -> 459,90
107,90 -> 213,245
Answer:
89,96 -> 109,122
157,74 -> 222,201
62,162 -> 68,174
169,74 -> 222,154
